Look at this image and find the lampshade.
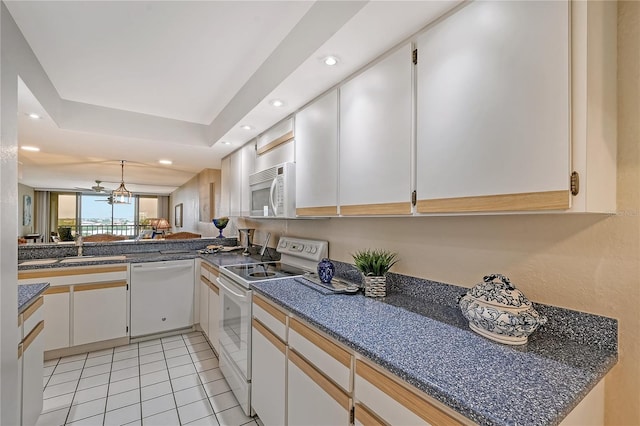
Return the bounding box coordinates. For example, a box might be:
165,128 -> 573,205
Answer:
111,160 -> 132,204
150,218 -> 171,231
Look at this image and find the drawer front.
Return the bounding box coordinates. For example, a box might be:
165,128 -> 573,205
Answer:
289,317 -> 351,392
355,359 -> 465,426
19,265 -> 128,284
253,295 -> 287,341
355,402 -> 389,426
23,296 -> 44,339
201,262 -> 219,278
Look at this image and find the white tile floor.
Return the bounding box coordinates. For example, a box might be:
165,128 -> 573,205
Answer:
37,331 -> 263,426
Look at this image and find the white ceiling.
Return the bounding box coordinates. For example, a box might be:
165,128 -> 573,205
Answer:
7,0 -> 460,195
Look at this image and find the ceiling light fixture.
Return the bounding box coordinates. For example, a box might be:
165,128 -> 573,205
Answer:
21,146 -> 40,152
27,113 -> 42,119
323,56 -> 339,66
240,124 -> 253,130
269,99 -> 285,107
221,141 -> 231,145
111,160 -> 133,204
158,159 -> 173,165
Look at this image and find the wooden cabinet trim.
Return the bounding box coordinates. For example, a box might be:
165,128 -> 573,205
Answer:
22,296 -> 44,322
290,318 -> 351,368
256,130 -> 294,155
341,202 -> 412,216
254,295 -> 286,324
201,262 -> 219,276
417,190 -> 570,213
356,359 -> 464,426
19,265 -> 127,280
252,318 -> 286,354
289,349 -> 350,410
22,320 -> 44,352
355,402 -> 389,426
44,285 -> 71,295
201,276 -> 219,294
74,281 -> 127,292
296,206 -> 338,217
18,343 -> 23,359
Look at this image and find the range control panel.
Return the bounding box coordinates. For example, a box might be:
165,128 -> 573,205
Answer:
277,237 -> 329,267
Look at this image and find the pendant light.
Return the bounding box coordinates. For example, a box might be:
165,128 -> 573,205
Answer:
111,160 -> 132,204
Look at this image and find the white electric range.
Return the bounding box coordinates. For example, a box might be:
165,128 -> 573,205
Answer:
216,236 -> 328,416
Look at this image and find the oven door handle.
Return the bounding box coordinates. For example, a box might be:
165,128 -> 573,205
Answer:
217,277 -> 248,301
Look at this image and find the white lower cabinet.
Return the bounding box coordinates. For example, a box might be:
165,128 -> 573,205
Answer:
355,358 -> 465,426
42,287 -> 70,351
18,296 -> 45,426
252,319 -> 286,426
199,279 -> 210,337
207,278 -> 220,355
288,350 -> 351,426
73,282 -> 128,346
19,265 -> 129,353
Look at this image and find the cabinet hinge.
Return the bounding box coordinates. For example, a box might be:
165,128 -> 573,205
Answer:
570,171 -> 580,196
126,326 -> 129,333
412,49 -> 418,65
126,284 -> 129,291
350,407 -> 355,424
411,190 -> 417,206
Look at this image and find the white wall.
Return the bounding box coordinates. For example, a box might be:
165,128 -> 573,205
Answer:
170,169 -> 222,237
0,5 -> 21,424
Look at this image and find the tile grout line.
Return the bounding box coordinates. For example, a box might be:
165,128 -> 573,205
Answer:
62,353 -> 89,425
188,333 -> 223,425
100,347 -> 115,426
161,337 -> 184,425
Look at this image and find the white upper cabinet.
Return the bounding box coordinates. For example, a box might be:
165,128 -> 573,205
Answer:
226,142 -> 255,217
416,0 -> 571,213
255,117 -> 295,172
295,89 -> 339,216
339,43 -> 413,215
220,156 -> 231,217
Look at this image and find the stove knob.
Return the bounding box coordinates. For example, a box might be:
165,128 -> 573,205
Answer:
305,246 -> 312,253
279,241 -> 288,248
311,246 -> 318,254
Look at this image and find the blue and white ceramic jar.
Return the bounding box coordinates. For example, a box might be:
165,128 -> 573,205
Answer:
317,258 -> 335,283
459,274 -> 547,345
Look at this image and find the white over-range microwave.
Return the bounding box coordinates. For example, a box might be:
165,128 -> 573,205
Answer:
249,162 -> 296,218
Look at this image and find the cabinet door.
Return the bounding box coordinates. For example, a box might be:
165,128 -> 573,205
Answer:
220,156 -> 231,217
251,320 -> 286,426
288,350 -> 351,426
355,359 -> 464,426
229,149 -> 243,217
416,0 -> 570,213
207,280 -> 220,355
22,321 -> 44,426
295,90 -> 339,216
339,43 -> 413,215
73,282 -> 127,346
43,287 -> 70,351
199,279 -> 209,337
240,142 -> 256,217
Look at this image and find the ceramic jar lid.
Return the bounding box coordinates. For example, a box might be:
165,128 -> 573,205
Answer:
466,274 -> 531,309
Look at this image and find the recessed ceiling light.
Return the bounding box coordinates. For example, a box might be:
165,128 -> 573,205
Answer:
158,159 -> 172,165
240,125 -> 253,130
269,99 -> 285,107
323,56 -> 339,66
221,141 -> 231,145
21,146 -> 40,152
27,113 -> 42,119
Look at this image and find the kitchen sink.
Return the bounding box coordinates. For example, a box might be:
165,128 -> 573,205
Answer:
59,255 -> 127,263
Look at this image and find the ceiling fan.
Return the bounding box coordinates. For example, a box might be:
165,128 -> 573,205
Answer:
95,195 -> 115,205
74,180 -> 109,193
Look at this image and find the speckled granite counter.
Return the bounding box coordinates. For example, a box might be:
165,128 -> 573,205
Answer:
251,275 -> 617,426
18,283 -> 49,313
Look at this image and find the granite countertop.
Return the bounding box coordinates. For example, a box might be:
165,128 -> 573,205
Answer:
18,283 -> 49,314
251,278 -> 617,426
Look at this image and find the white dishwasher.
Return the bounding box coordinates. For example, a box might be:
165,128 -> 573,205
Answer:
130,259 -> 195,338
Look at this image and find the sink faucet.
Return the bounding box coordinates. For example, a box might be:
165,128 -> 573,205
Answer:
75,235 -> 83,256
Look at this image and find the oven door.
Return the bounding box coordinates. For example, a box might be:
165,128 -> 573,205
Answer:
217,274 -> 252,416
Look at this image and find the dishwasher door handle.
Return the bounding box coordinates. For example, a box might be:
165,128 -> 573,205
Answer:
132,264 -> 192,272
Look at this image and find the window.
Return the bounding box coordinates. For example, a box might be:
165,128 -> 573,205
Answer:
55,194 -> 157,238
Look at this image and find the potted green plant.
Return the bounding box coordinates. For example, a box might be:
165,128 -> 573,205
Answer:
352,249 -> 399,297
